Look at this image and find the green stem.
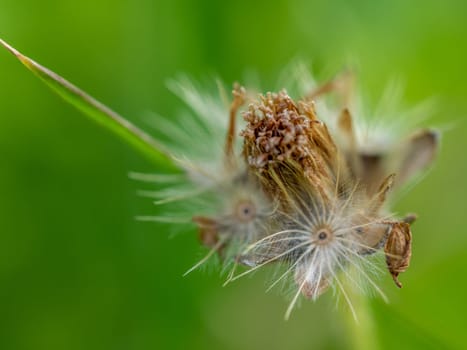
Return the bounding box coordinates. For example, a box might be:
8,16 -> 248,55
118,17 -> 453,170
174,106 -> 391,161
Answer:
344,269 -> 380,350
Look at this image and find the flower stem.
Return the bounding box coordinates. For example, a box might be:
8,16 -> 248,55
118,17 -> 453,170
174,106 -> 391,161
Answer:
343,270 -> 380,350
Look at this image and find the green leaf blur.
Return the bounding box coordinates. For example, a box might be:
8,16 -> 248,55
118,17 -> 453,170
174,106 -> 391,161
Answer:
0,1 -> 465,349
0,39 -> 176,169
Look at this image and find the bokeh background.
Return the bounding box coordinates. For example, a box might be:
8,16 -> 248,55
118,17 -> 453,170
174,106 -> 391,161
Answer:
1,0 -> 466,349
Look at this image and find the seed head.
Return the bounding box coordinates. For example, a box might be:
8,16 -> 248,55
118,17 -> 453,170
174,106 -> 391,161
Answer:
135,67 -> 438,319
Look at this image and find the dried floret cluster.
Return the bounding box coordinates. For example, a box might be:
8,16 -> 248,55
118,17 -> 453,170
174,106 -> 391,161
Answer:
137,69 -> 438,318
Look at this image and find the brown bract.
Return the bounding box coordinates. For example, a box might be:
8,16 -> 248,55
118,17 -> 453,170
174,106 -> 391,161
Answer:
384,222 -> 412,288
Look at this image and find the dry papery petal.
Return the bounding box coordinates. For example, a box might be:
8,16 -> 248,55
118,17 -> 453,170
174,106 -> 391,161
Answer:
385,222 -> 412,288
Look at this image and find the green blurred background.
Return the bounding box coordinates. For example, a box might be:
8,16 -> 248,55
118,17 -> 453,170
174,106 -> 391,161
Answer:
1,0 -> 466,349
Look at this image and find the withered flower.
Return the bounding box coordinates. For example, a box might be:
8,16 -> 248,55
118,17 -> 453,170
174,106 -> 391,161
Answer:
242,91 -> 412,315
0,39 -> 439,320
132,75 -> 437,318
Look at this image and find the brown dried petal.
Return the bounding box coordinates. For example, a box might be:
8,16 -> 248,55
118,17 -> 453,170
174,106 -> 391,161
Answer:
358,153 -> 385,194
384,222 -> 412,288
367,173 -> 396,214
338,108 -> 355,145
397,129 -> 439,186
403,213 -> 417,224
192,216 -> 219,248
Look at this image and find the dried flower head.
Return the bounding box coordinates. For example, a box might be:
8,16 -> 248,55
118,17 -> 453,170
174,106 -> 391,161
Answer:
134,69 -> 438,318
236,88 -> 414,318
242,91 -> 338,192
0,39 -> 439,320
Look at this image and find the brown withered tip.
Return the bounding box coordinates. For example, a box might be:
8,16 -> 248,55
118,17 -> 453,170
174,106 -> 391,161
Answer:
397,129 -> 440,186
337,108 -> 354,139
384,222 -> 412,288
403,213 -> 418,224
225,83 -> 246,162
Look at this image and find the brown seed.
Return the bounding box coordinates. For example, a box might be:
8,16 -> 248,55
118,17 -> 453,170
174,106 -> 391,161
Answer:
384,222 -> 412,288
